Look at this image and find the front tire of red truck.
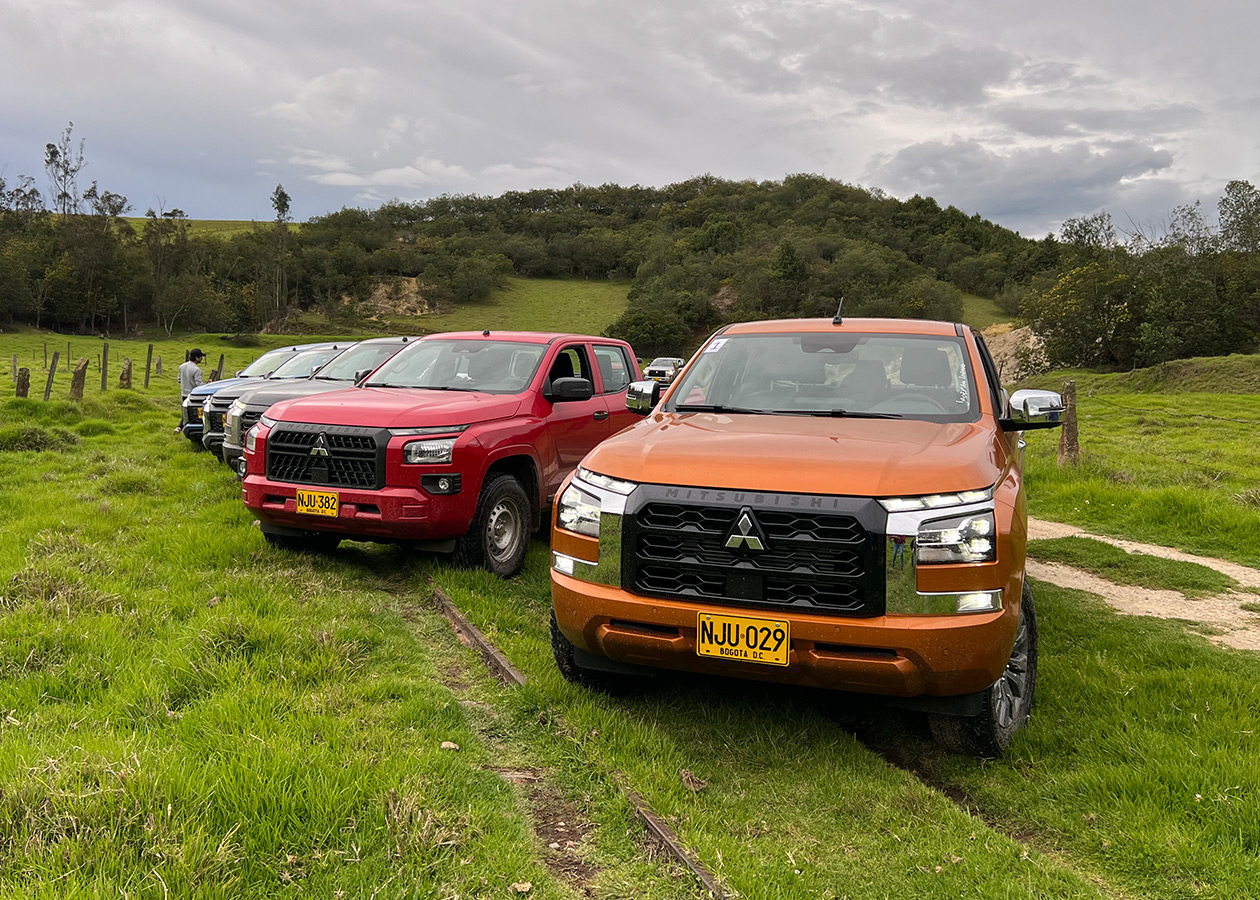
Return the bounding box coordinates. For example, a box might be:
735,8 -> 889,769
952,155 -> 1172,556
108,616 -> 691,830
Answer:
929,579 -> 1039,757
454,472 -> 531,577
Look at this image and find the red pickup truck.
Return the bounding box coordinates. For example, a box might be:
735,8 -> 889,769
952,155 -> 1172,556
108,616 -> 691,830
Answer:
241,331 -> 640,575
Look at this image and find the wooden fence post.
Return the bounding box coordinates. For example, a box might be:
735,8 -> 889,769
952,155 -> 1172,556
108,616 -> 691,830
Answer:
144,344 -> 154,389
69,358 -> 89,400
44,352 -> 59,401
211,353 -> 225,381
155,356 -> 162,376
101,342 -> 109,392
16,368 -> 30,398
10,354 -> 16,382
1057,379 -> 1079,466
119,358 -> 133,389
43,342 -> 48,369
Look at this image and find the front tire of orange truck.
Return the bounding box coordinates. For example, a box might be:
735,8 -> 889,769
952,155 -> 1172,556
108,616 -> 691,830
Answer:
454,472 -> 530,577
929,579 -> 1039,757
550,609 -> 643,694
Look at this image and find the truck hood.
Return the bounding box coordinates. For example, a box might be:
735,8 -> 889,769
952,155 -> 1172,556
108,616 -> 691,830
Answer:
188,376 -> 256,398
585,412 -> 1004,498
266,387 -> 523,429
234,379 -> 356,408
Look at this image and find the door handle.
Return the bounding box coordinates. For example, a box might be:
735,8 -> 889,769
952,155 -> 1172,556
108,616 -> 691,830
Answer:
593,410 -> 609,421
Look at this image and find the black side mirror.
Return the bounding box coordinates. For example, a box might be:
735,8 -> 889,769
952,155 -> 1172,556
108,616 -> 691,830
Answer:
626,380 -> 661,415
549,376 -> 594,402
354,368 -> 372,385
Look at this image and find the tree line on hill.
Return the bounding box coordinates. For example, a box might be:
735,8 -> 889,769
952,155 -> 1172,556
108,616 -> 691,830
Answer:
2,124 -> 1259,368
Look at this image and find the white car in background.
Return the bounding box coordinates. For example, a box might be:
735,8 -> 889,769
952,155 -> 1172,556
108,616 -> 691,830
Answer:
643,356 -> 686,384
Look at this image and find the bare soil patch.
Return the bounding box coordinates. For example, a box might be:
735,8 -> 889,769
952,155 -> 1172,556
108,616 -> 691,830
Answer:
1027,517 -> 1260,650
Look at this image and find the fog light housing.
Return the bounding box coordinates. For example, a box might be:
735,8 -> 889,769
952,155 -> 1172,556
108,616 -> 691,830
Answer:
887,589 -> 1003,615
421,474 -> 462,495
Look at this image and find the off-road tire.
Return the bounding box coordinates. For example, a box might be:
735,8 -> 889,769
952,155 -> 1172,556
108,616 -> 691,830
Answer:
549,609 -> 642,694
263,531 -> 341,553
453,472 -> 531,577
929,579 -> 1039,757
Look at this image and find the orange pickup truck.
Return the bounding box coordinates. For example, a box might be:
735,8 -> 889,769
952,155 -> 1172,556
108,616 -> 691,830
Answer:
549,317 -> 1063,755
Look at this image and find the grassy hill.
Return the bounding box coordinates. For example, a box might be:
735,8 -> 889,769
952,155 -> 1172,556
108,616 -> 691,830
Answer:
121,217 -> 263,237
1017,352 -> 1260,565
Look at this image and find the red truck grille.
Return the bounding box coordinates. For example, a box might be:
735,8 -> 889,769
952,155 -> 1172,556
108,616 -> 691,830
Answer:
266,426 -> 383,489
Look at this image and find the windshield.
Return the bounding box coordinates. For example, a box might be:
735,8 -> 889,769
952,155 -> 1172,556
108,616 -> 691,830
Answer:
667,332 -> 979,421
315,341 -> 408,382
647,358 -> 679,368
239,348 -> 297,377
365,339 -> 546,393
269,347 -> 341,379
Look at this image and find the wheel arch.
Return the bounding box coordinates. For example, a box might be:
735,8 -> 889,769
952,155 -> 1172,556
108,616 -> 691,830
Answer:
484,452 -> 542,531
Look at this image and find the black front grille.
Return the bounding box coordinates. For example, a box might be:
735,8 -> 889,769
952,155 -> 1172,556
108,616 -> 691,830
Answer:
625,487 -> 885,616
266,424 -> 385,489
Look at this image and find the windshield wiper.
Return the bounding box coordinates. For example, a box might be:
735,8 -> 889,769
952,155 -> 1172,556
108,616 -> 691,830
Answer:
673,403 -> 777,415
804,409 -> 903,419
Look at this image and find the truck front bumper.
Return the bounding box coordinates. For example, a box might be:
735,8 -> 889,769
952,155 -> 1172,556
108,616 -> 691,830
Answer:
242,475 -> 474,542
551,571 -> 1017,698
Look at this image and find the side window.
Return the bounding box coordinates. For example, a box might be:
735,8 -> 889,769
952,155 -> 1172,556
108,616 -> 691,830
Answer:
546,344 -> 591,386
972,334 -> 1005,413
592,344 -> 633,394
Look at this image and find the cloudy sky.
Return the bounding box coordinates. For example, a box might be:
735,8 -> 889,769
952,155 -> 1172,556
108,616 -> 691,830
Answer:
2,0 -> 1256,237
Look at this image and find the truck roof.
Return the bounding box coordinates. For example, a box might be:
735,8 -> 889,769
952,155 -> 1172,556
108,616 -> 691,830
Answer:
720,318 -> 962,337
431,331 -> 624,344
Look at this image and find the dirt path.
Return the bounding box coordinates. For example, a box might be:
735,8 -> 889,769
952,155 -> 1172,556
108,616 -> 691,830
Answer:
1027,517 -> 1260,651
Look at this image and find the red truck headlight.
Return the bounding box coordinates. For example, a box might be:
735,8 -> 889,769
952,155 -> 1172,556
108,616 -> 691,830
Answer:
403,438 -> 456,464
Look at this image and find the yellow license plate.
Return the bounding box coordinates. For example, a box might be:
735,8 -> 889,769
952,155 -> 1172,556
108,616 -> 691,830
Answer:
697,613 -> 789,666
295,489 -> 339,517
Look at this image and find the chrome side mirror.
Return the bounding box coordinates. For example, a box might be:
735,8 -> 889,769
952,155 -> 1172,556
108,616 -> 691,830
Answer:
1002,389 -> 1064,430
626,380 -> 661,415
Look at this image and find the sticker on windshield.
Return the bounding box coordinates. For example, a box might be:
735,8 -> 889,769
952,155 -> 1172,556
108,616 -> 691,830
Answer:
703,338 -> 728,354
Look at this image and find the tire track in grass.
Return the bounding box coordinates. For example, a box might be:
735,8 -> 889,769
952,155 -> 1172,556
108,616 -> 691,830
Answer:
824,701 -> 1143,900
431,583 -> 731,899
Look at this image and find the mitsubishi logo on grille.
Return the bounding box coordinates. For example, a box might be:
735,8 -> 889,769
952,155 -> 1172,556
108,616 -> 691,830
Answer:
725,508 -> 767,551
308,433 -> 331,457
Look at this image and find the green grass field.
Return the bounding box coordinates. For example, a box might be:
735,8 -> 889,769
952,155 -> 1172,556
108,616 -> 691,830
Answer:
121,218 -> 274,238
960,293 -> 1010,331
1,335 -> 1258,897
1018,355 -> 1260,567
1,353 -> 1258,897
393,276 -> 631,336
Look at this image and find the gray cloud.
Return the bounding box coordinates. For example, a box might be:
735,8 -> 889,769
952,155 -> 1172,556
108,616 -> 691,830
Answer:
869,138 -> 1178,235
0,0 -> 1256,235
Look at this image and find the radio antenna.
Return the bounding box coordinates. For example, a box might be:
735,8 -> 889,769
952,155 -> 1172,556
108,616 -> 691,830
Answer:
832,295 -> 845,325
